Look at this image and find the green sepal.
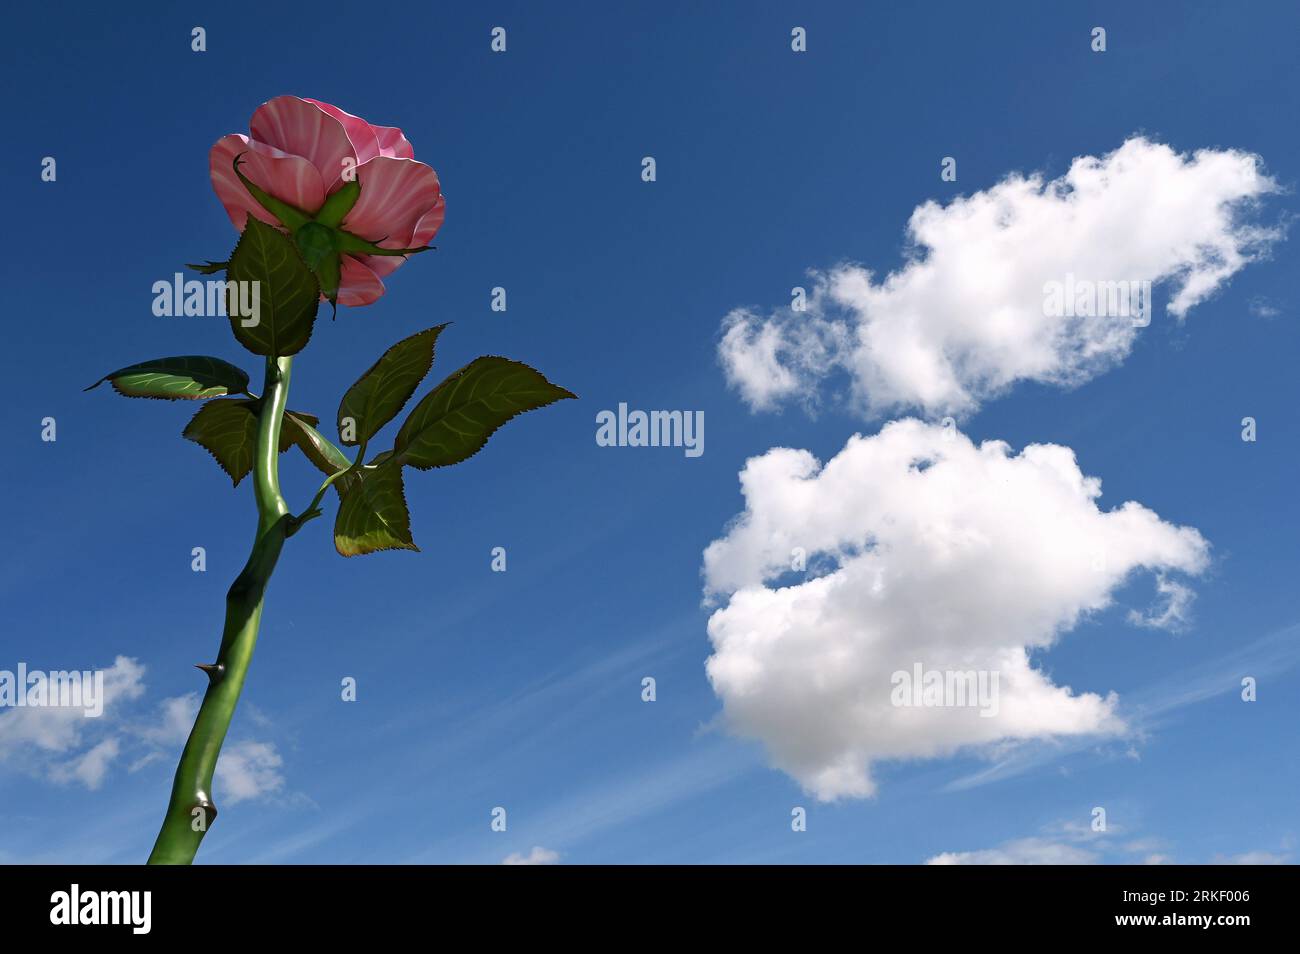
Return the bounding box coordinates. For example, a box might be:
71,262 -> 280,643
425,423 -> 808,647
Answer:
293,222 -> 338,271
315,180 -> 360,229
292,223 -> 343,307
335,231 -> 435,257
232,153 -> 311,232
315,250 -> 342,308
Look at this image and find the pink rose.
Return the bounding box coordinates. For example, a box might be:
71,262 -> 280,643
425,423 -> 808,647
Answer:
210,96 -> 445,306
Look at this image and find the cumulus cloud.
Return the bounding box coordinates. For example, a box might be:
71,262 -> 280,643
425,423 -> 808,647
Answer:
719,137 -> 1280,417
49,738 -> 121,790
502,846 -> 561,865
136,692 -> 201,747
1,665 -> 285,802
928,828 -> 1290,866
0,656 -> 145,785
214,740 -> 285,805
1214,850 -> 1291,865
719,309 -> 847,413
131,692 -> 285,803
703,420 -> 1209,800
927,837 -> 1099,865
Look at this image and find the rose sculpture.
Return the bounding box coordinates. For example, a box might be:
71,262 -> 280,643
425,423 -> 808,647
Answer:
87,96 -> 574,864
209,96 -> 446,306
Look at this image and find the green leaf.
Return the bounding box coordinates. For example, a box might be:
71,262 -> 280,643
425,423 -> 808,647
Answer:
182,399 -> 259,486
86,356 -> 250,400
276,408 -> 321,452
394,357 -> 576,470
185,260 -> 229,275
333,450 -> 394,497
225,217 -> 321,357
282,410 -> 352,477
184,401 -> 322,485
338,324 -> 449,446
334,460 -> 418,557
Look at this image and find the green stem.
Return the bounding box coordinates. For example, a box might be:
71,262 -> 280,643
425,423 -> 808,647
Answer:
147,356 -> 294,865
290,439 -> 367,532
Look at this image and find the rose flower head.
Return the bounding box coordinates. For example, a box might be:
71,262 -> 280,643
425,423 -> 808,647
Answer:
210,95 -> 446,307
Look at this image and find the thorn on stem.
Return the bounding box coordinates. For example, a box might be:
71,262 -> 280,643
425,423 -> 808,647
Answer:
196,662 -> 226,685
193,797 -> 218,827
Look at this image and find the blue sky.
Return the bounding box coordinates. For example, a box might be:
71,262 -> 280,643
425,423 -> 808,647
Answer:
2,0 -> 1298,864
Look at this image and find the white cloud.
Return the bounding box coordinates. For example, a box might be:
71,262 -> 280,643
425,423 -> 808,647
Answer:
0,656 -> 145,786
49,738 -> 121,790
927,837 -> 1099,865
1214,850 -> 1291,865
1248,296 -> 1281,319
502,846 -> 561,865
719,137 -> 1280,418
214,740 -> 285,805
128,695 -> 285,805
1,668 -> 286,804
1128,575 -> 1196,631
929,828 -> 1291,866
136,693 -> 200,747
703,420 -> 1209,800
132,695 -> 285,806
719,308 -> 846,413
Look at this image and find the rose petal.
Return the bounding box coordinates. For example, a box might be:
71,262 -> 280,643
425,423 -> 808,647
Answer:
302,98 -> 381,167
410,195 -> 446,246
342,156 -> 444,248
337,255 -> 386,306
361,196 -> 446,278
209,134 -> 326,231
371,124 -> 414,160
249,95 -> 356,192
